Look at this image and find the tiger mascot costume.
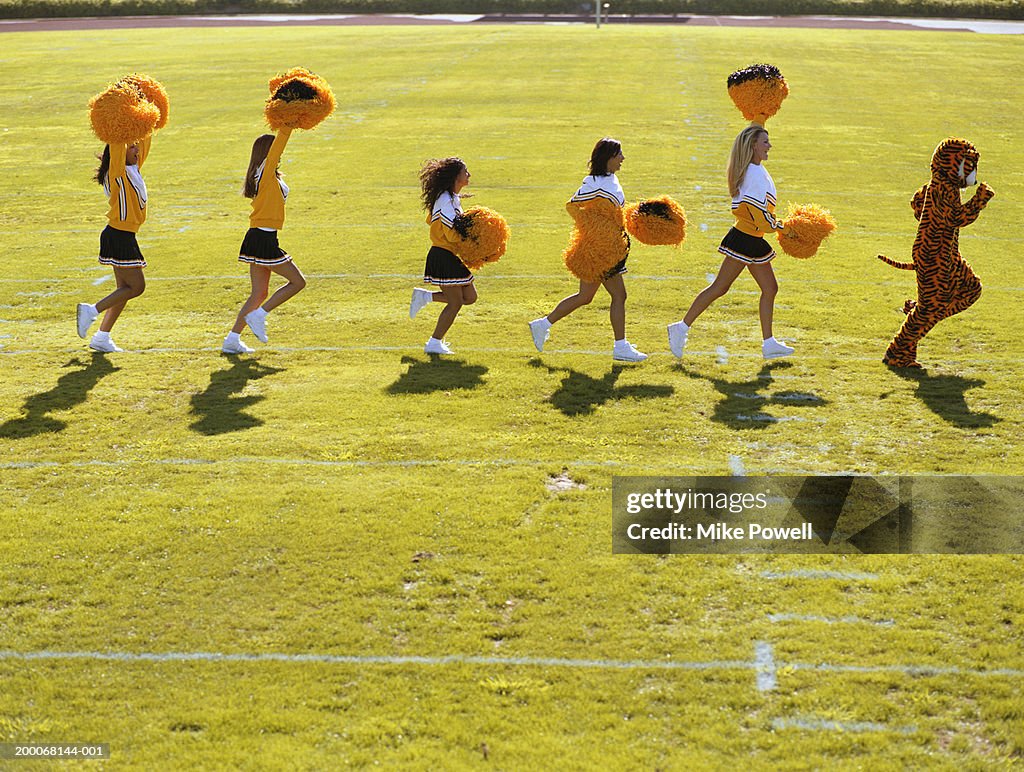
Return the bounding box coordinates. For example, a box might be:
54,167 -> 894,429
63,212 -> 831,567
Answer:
879,138 -> 995,368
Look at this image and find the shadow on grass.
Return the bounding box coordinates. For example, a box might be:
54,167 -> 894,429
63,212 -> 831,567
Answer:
0,354 -> 119,438
530,358 -> 674,417
885,367 -> 999,428
676,360 -> 827,430
189,357 -> 285,435
386,355 -> 488,395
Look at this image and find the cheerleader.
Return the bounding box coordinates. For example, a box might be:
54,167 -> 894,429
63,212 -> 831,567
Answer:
408,157 -> 475,355
223,129 -> 307,353
75,139 -> 152,352
667,125 -> 794,360
528,138 -> 647,362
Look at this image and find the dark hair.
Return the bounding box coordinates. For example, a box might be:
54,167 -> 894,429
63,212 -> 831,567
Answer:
243,134 -> 279,199
419,157 -> 466,211
94,145 -> 110,186
588,137 -> 622,177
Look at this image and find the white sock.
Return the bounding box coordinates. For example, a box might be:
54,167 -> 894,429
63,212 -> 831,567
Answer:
85,303 -> 98,315
226,331 -> 241,342
535,317 -> 552,328
428,337 -> 442,344
764,336 -> 777,344
93,330 -> 110,341
252,306 -> 268,318
677,320 -> 690,331
614,338 -> 626,345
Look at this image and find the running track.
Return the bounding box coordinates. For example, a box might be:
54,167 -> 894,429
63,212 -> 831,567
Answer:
1,12 -> 1022,34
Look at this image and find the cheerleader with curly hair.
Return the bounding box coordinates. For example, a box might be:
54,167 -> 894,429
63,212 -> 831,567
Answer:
408,157 -> 475,355
223,129 -> 307,353
667,125 -> 794,360
75,139 -> 154,352
528,138 -> 647,362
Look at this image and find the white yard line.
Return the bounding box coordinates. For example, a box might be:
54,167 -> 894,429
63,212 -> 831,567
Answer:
1,646 -> 1017,680
760,569 -> 879,580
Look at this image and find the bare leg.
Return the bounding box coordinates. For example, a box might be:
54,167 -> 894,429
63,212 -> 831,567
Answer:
602,273 -> 627,341
96,266 -> 145,332
546,280 -> 601,323
431,283 -> 475,340
262,260 -> 306,312
746,262 -> 779,340
231,264 -> 272,334
681,257 -> 746,326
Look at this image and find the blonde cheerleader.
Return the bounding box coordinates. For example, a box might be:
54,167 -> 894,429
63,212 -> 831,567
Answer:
668,125 -> 794,360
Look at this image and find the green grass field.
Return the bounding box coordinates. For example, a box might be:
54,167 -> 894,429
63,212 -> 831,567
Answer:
1,22 -> 1023,768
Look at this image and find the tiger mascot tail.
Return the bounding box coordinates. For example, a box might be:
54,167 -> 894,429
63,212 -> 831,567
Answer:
880,138 -> 995,368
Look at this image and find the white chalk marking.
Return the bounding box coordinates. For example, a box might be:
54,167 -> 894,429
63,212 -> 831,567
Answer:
728,455 -> 746,477
92,275 -> 111,286
772,717 -> 916,734
761,570 -> 879,580
0,648 -> 750,672
791,662 -> 1024,678
0,457 -> 632,473
715,345 -> 729,365
768,613 -> 895,628
736,414 -> 809,423
754,641 -> 777,692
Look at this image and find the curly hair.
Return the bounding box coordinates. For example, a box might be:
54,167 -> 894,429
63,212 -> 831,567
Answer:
419,157 -> 466,211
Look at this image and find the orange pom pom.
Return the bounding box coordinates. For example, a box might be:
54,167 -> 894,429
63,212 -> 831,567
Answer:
118,73 -> 169,129
451,206 -> 510,271
88,82 -> 159,145
777,203 -> 837,259
268,67 -> 320,94
624,196 -> 687,246
265,69 -> 336,131
562,197 -> 629,283
727,64 -> 789,125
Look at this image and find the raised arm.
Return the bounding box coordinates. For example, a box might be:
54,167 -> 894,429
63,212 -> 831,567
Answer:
136,134 -> 153,168
949,183 -> 995,228
265,128 -> 292,172
108,142 -> 127,178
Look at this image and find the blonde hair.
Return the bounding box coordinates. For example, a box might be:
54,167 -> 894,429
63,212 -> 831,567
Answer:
727,125 -> 767,198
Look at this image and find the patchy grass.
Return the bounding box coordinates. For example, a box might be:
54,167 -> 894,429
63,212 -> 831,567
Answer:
0,24 -> 1022,767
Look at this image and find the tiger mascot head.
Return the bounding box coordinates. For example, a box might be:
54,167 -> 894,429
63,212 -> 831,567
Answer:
931,137 -> 980,189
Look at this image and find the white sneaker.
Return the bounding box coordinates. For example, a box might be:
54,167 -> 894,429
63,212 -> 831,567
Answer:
245,308 -> 268,343
613,340 -> 648,362
529,318 -> 551,352
77,303 -> 98,338
409,288 -> 432,319
89,335 -> 123,353
424,338 -> 453,355
762,338 -> 795,359
222,337 -> 255,354
667,321 -> 689,358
